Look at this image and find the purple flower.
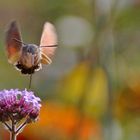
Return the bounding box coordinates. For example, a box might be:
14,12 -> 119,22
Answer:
0,89 -> 41,123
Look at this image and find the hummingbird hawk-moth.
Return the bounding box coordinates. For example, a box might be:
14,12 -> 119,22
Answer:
5,21 -> 58,75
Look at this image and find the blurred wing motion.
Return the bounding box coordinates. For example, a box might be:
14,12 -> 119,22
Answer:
5,21 -> 22,64
40,22 -> 58,64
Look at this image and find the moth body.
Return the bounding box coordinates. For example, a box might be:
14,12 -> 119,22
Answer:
16,44 -> 42,74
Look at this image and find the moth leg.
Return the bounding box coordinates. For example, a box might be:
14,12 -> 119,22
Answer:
41,52 -> 52,64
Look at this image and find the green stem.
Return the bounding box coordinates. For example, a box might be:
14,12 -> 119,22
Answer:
4,122 -> 12,132
16,121 -> 27,134
10,120 -> 17,140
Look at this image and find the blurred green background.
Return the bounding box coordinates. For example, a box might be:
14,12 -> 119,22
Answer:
0,0 -> 140,140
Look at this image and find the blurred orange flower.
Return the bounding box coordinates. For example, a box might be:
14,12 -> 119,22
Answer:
17,102 -> 102,140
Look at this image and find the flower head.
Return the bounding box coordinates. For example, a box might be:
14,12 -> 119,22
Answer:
0,89 -> 41,123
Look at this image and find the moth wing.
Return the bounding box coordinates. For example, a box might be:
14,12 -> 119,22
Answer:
40,22 -> 57,64
5,21 -> 22,64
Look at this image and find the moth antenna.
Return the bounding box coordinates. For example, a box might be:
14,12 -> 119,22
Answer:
28,74 -> 32,90
12,38 -> 27,45
41,44 -> 58,48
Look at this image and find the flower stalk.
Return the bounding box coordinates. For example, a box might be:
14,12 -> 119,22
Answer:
11,119 -> 16,140
4,118 -> 27,140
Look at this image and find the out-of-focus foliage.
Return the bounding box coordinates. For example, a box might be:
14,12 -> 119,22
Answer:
115,78 -> 140,119
58,62 -> 108,118
0,0 -> 140,140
